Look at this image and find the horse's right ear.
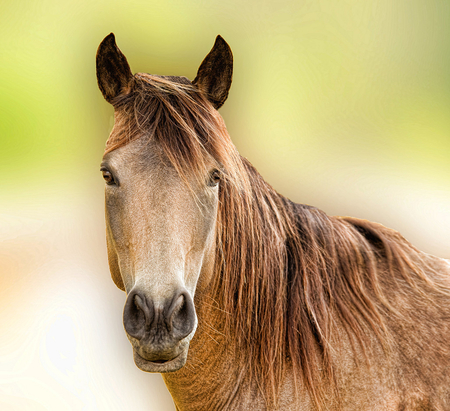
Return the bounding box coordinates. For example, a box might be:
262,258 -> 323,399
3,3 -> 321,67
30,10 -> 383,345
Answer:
96,33 -> 133,104
193,35 -> 233,110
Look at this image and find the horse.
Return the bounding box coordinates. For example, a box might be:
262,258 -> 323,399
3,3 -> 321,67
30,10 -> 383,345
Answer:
95,33 -> 450,411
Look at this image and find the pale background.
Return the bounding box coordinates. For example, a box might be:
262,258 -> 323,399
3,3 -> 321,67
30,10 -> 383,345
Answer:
1,0 -> 449,410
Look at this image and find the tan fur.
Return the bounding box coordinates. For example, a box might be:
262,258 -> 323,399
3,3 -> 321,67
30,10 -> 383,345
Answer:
101,58 -> 450,411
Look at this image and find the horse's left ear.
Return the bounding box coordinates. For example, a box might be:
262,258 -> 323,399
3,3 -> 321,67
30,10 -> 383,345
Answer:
193,35 -> 233,110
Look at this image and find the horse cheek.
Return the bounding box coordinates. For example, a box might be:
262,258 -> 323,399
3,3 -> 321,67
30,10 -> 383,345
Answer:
106,220 -> 126,292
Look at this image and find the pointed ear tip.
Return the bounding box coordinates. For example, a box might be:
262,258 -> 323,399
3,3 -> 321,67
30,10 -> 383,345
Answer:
97,33 -> 118,60
215,35 -> 227,44
214,35 -> 232,54
99,32 -> 116,48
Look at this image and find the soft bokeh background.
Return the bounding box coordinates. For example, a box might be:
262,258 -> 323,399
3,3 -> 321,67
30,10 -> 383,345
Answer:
1,0 -> 449,409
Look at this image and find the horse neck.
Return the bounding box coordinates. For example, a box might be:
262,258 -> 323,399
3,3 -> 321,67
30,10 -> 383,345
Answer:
162,289 -> 257,411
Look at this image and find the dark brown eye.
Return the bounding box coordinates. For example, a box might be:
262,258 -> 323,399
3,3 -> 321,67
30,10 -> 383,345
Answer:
208,169 -> 221,187
101,168 -> 115,185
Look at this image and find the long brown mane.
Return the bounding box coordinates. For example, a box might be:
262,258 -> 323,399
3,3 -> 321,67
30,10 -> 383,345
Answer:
106,74 -> 450,409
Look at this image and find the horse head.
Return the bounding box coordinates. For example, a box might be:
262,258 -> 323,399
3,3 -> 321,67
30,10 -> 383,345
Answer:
96,33 -> 233,373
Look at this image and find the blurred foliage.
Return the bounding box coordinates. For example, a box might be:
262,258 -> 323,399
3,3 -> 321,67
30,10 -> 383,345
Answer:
2,0 -> 449,180
1,0 -> 449,246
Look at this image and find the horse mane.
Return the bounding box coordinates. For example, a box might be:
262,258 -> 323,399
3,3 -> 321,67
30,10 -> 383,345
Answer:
105,74 -> 449,409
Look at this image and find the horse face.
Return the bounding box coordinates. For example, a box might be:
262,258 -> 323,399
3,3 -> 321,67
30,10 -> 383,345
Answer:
96,32 -> 232,373
101,137 -> 219,372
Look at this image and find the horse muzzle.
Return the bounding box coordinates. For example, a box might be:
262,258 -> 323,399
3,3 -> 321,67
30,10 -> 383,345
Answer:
123,287 -> 197,372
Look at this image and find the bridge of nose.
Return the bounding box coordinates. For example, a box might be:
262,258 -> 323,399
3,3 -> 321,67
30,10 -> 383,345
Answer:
121,197 -> 197,295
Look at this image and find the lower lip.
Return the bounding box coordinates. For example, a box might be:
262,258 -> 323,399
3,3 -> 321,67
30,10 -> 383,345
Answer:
133,349 -> 188,373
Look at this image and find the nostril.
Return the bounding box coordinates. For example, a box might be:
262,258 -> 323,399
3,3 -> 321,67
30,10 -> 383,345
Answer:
168,291 -> 196,341
135,295 -> 145,311
171,295 -> 186,331
123,291 -> 152,340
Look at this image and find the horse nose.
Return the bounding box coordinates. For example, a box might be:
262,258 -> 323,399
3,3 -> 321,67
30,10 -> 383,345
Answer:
123,289 -> 196,343
123,289 -> 153,340
166,291 -> 196,341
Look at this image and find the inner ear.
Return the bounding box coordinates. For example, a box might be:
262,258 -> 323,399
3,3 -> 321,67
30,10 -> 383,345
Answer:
96,33 -> 134,104
193,35 -> 233,110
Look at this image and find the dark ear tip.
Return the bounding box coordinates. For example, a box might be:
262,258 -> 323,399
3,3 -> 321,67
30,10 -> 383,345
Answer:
215,35 -> 230,49
214,36 -> 232,62
99,33 -> 116,49
105,32 -> 116,42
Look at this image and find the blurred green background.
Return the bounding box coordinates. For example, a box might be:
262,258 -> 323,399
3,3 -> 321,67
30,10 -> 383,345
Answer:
1,0 -> 449,410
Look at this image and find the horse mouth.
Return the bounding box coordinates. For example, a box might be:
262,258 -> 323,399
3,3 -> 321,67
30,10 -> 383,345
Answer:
133,347 -> 188,373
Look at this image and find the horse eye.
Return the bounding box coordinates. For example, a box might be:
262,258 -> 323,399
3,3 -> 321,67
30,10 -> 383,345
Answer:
208,169 -> 221,187
101,169 -> 115,185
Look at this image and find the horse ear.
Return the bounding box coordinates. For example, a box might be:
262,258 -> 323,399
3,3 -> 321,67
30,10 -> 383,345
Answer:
193,35 -> 233,109
96,33 -> 133,104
